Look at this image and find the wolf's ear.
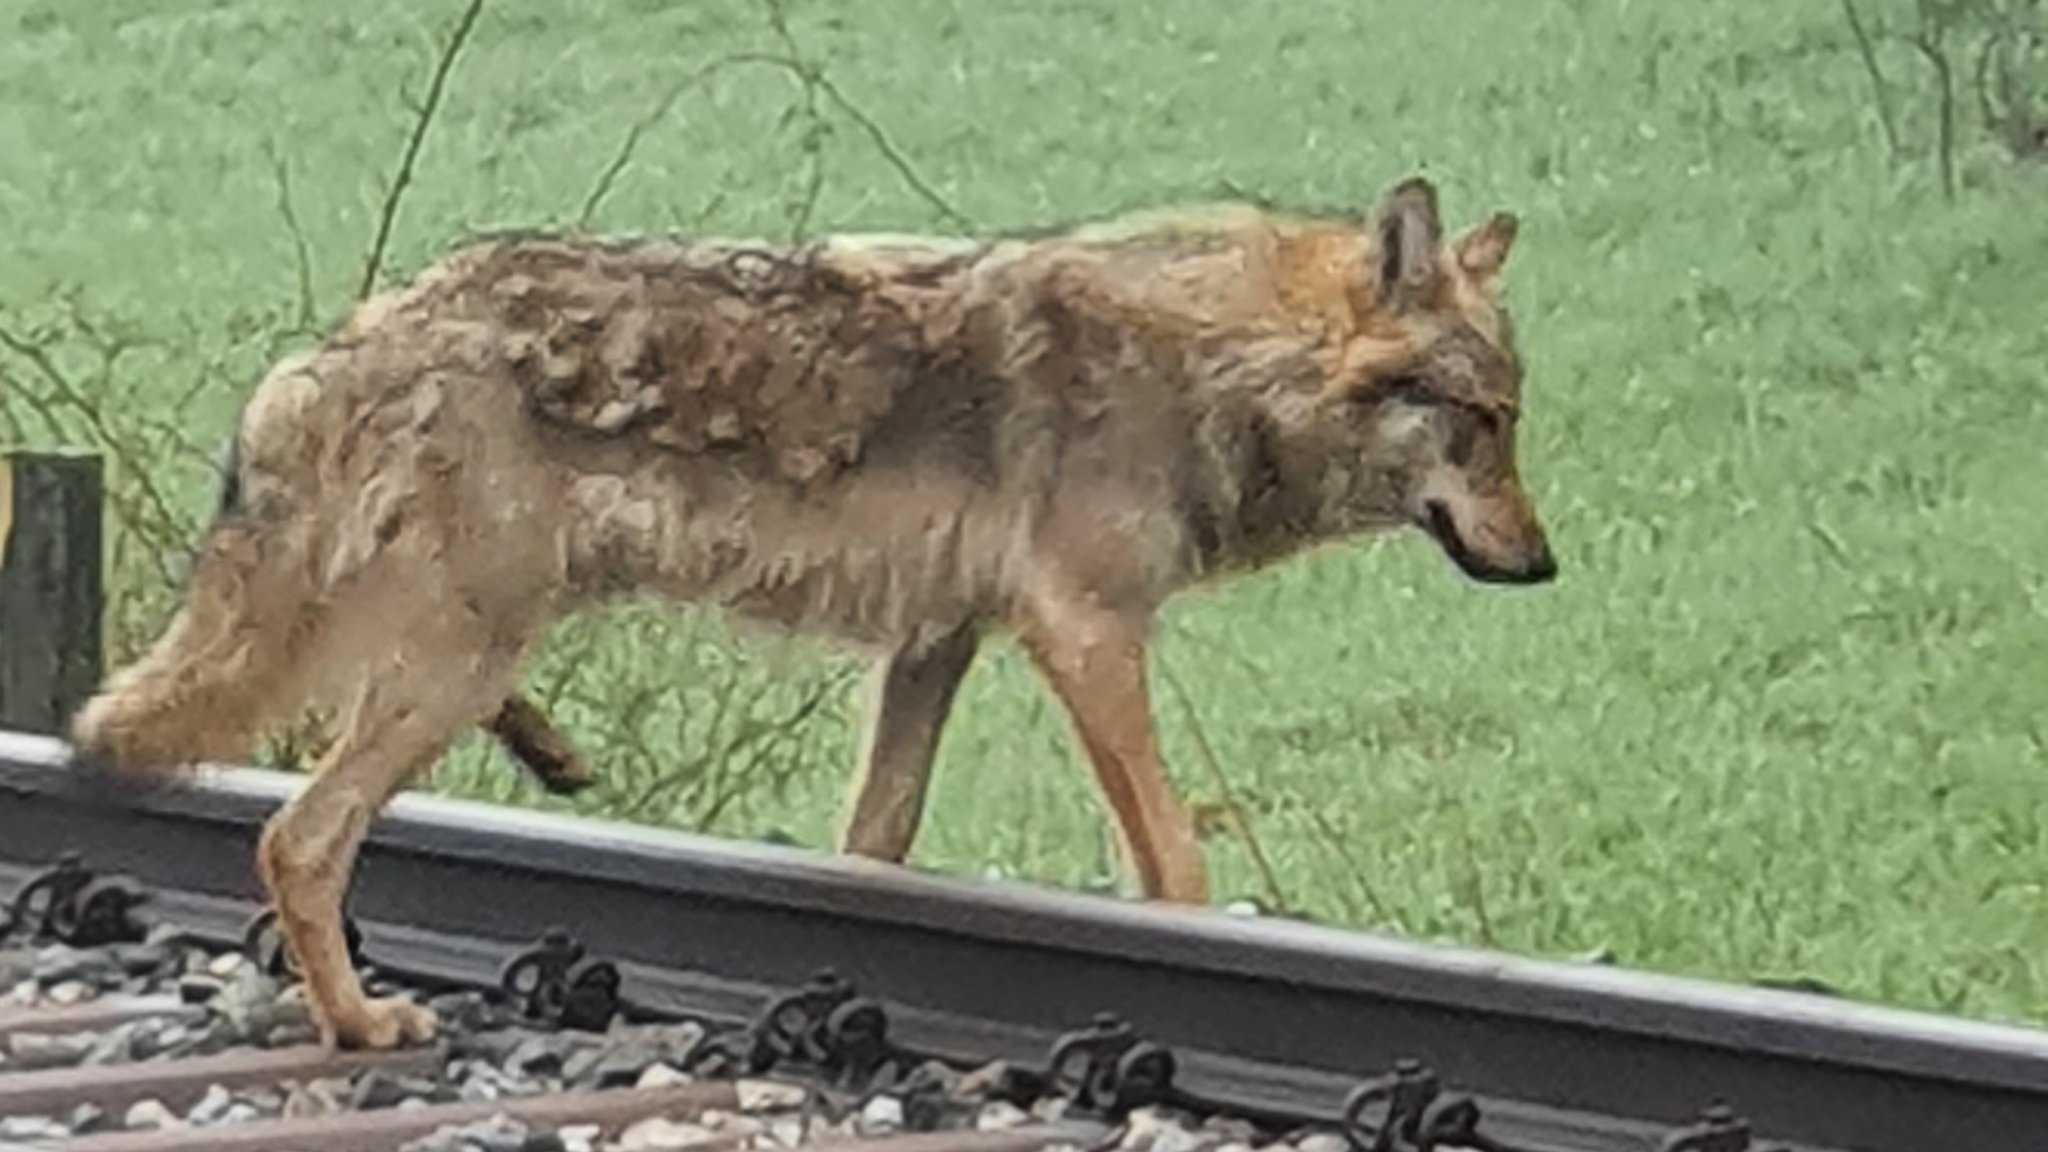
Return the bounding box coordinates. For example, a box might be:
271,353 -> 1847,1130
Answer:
1369,176 -> 1443,310
1453,212 -> 1518,285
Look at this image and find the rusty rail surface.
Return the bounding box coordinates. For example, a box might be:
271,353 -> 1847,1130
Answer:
0,998 -> 198,1043
0,1042 -> 442,1118
5,730 -> 2048,1152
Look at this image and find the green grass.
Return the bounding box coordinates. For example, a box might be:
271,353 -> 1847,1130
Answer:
4,0 -> 2047,1027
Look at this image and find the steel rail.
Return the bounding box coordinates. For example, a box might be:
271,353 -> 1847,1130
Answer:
4,730 -> 2046,1152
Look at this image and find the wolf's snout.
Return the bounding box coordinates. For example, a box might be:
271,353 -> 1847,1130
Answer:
1423,499 -> 1557,586
1511,540 -> 1559,585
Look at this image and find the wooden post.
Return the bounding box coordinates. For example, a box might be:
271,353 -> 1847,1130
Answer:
0,449 -> 104,736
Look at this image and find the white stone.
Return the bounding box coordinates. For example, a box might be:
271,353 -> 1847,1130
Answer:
1119,1107 -> 1171,1151
975,1101 -> 1030,1131
125,1098 -> 185,1130
458,1078 -> 500,1104
187,1084 -> 235,1125
735,1078 -> 807,1112
281,1079 -> 343,1119
857,1095 -> 904,1133
0,1117 -> 70,1141
636,1062 -> 693,1089
1153,1125 -> 1216,1152
617,1117 -> 721,1151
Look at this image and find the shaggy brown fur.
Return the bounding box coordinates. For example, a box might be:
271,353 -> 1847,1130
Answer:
70,176 -> 1556,1050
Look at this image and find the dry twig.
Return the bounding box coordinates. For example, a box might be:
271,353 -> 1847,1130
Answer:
356,0 -> 489,299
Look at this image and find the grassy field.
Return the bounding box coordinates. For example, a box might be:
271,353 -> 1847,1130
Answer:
4,0 -> 2046,1026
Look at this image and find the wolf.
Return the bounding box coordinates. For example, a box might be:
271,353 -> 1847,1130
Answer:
68,175 -> 1556,1049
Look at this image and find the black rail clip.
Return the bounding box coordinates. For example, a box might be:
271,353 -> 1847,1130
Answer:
1342,1058 -> 1529,1152
1659,1103 -> 1789,1152
498,926 -> 623,1033
4,851 -> 151,947
242,905 -> 369,980
726,968 -> 904,1090
1047,1011 -> 1178,1117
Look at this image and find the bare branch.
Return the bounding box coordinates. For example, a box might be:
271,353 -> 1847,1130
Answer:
1302,806 -> 1400,930
580,6 -> 970,240
1907,3 -> 1959,201
0,390 -> 20,444
0,360 -> 70,443
1158,656 -> 1291,915
673,189 -> 729,232
578,54 -> 753,230
1842,0 -> 1905,161
0,316 -> 199,584
356,0 -> 489,300
692,673 -> 843,829
756,0 -> 828,242
261,137 -> 319,332
0,326 -> 136,491
1448,797 -> 1498,948
812,72 -> 971,231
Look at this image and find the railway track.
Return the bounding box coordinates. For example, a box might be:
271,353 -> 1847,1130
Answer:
0,919 -> 1117,1152
3,729 -> 2047,1152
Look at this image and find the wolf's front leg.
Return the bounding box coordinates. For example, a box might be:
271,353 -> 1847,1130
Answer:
258,617 -> 532,1048
1016,591 -> 1208,905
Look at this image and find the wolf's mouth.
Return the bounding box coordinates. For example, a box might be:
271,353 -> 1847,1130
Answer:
1423,500 -> 1484,575
1423,500 -> 1556,585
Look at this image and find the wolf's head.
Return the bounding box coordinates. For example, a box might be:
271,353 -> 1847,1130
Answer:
1327,177 -> 1556,586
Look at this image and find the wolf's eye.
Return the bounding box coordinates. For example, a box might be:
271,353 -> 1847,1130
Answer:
1474,403 -> 1514,433
1378,374 -> 1427,402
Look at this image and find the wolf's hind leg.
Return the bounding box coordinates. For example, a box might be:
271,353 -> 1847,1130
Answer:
257,597 -> 535,1050
485,694 -> 596,795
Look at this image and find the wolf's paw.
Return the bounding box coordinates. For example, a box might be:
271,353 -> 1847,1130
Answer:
64,696 -> 202,795
60,740 -> 188,804
326,994 -> 439,1050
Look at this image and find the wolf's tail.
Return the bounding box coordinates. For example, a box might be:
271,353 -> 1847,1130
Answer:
69,356 -> 330,776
